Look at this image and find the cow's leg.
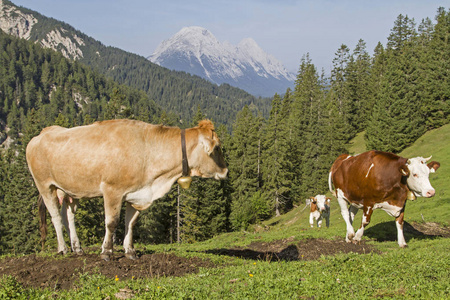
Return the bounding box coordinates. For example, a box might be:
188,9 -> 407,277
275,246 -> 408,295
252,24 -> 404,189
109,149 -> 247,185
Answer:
61,197 -> 83,255
336,191 -> 355,242
101,190 -> 123,261
396,210 -> 407,248
317,215 -> 323,228
354,206 -> 373,243
325,213 -> 330,228
348,205 -> 358,225
40,187 -> 68,254
309,213 -> 314,228
123,203 -> 140,260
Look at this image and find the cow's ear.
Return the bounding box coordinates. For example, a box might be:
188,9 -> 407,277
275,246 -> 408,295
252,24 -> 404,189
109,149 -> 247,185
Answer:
200,135 -> 216,155
326,197 -> 331,202
427,161 -> 440,173
399,164 -> 410,176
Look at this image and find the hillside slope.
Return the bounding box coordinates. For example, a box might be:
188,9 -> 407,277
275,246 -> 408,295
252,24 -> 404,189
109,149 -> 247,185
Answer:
254,124 -> 450,243
0,0 -> 271,126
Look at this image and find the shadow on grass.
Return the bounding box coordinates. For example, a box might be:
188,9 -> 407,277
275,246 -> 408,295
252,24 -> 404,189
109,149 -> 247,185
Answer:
204,244 -> 300,262
203,237 -> 380,262
365,221 -> 445,242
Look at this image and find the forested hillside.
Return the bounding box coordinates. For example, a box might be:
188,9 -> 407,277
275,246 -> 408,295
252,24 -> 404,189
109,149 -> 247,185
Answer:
0,8 -> 448,254
1,0 -> 271,127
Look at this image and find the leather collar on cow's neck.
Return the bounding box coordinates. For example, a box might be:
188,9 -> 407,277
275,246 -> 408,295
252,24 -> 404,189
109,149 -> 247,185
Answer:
180,129 -> 189,176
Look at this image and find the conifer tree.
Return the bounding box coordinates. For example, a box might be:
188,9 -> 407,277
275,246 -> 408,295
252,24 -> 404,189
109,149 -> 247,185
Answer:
420,8 -> 450,129
329,44 -> 353,142
229,106 -> 264,229
261,94 -> 293,216
346,39 -> 372,131
1,109 -> 42,253
366,14 -> 425,152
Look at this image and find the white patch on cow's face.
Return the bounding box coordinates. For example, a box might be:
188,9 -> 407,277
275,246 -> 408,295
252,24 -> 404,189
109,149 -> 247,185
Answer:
405,157 -> 436,198
373,201 -> 403,217
314,195 -> 329,212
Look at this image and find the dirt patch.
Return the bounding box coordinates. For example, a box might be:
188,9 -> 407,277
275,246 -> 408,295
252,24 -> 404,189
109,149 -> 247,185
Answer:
0,252 -> 215,290
206,237 -> 379,261
0,222 -> 447,290
408,222 -> 450,237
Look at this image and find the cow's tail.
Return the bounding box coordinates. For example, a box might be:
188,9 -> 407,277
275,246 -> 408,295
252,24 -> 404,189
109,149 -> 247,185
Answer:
38,195 -> 47,251
328,171 -> 336,197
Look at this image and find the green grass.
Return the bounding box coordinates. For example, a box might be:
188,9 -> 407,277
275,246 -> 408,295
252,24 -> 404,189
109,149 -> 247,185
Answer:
348,130 -> 367,155
1,125 -> 449,299
3,238 -> 448,299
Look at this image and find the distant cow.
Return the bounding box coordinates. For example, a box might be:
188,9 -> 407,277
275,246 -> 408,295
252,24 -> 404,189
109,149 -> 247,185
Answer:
26,119 -> 228,260
329,150 -> 440,247
307,195 -> 331,228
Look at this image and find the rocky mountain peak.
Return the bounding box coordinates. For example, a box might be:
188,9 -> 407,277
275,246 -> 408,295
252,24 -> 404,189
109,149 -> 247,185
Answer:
149,26 -> 295,96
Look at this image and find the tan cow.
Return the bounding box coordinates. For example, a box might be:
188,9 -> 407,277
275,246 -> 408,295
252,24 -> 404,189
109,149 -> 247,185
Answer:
26,119 -> 228,260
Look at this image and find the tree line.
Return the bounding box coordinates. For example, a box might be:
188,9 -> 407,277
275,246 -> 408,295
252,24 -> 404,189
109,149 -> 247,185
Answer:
0,9 -> 448,253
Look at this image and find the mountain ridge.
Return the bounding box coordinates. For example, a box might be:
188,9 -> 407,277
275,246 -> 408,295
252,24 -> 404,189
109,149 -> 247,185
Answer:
0,0 -> 271,127
149,26 -> 295,97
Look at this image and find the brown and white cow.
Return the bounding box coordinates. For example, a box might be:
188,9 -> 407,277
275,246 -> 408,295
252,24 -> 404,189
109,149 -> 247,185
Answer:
26,119 -> 228,260
307,195 -> 331,228
328,150 -> 440,248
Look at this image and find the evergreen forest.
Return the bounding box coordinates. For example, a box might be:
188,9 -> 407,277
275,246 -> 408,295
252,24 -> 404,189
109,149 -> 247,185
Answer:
0,8 -> 448,254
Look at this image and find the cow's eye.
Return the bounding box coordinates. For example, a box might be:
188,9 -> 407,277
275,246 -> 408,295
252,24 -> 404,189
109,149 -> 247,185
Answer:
413,174 -> 418,178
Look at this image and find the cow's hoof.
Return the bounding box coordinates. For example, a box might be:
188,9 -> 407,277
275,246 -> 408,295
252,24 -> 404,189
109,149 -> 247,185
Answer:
399,244 -> 408,248
75,249 -> 84,256
58,248 -> 68,255
125,253 -> 138,260
100,253 -> 111,261
125,249 -> 138,260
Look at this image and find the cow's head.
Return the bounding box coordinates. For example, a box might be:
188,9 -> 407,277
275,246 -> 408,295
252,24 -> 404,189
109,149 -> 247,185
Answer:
311,195 -> 331,212
401,156 -> 440,198
189,120 -> 228,180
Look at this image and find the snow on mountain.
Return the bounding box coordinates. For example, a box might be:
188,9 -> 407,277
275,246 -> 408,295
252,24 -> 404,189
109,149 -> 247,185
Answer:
149,26 -> 295,97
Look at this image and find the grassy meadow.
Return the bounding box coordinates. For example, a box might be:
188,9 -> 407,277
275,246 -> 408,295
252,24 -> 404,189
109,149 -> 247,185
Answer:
1,125 -> 449,299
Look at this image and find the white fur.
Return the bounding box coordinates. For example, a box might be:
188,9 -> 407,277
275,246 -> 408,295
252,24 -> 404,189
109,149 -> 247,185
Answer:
365,163 -> 374,178
406,156 -> 435,197
309,195 -> 331,228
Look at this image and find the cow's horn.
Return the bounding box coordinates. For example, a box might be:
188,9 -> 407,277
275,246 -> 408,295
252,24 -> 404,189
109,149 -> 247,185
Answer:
424,155 -> 432,162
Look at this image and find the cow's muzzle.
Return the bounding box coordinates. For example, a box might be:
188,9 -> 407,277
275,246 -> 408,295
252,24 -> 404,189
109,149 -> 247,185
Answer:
215,168 -> 228,180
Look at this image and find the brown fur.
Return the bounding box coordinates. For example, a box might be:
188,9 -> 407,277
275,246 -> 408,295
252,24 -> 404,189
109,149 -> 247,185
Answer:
330,150 -> 409,207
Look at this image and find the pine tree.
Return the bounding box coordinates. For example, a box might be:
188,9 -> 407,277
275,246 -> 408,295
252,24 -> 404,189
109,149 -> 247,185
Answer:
420,8 -> 450,129
329,44 -> 354,142
261,94 -> 293,216
1,109 -> 42,254
296,60 -> 328,197
346,39 -> 372,131
366,14 -> 425,152
229,106 -> 264,229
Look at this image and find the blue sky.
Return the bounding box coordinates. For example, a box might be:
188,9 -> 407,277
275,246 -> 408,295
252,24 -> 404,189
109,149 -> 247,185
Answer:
11,0 -> 448,73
